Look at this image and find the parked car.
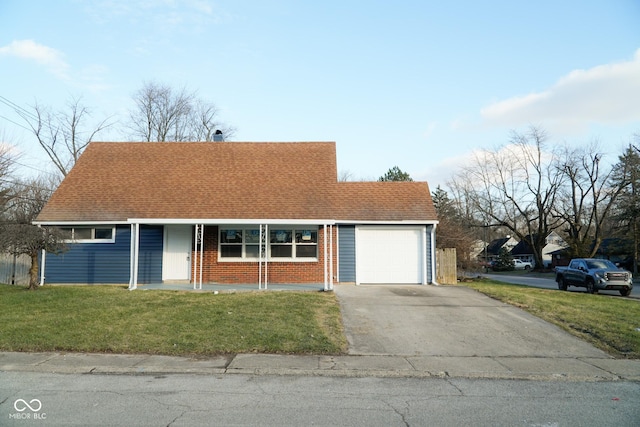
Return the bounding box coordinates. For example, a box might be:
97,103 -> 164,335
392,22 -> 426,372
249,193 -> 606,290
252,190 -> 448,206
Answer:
512,259 -> 532,270
555,258 -> 633,296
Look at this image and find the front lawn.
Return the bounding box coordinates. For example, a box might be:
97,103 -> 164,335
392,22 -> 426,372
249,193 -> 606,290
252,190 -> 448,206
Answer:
0,285 -> 347,356
2,282 -> 639,359
465,280 -> 640,359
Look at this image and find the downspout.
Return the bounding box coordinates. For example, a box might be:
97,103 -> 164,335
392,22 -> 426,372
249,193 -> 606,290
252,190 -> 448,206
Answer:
430,224 -> 439,285
129,224 -> 134,289
39,249 -> 46,286
422,226 -> 428,285
128,223 -> 140,290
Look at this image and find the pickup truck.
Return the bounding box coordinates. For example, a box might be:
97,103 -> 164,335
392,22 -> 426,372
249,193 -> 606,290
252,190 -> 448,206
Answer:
512,259 -> 533,270
555,258 -> 633,296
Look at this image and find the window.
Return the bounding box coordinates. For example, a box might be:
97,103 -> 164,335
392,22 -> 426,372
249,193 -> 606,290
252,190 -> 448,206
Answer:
219,227 -> 318,260
61,226 -> 115,243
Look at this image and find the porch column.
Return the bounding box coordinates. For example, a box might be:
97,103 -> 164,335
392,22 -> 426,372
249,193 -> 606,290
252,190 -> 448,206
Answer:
322,223 -> 336,291
259,224 -> 268,290
193,224 -> 204,290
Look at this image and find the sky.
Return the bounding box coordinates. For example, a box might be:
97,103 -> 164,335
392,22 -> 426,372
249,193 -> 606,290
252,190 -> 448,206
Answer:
1,0 -> 639,188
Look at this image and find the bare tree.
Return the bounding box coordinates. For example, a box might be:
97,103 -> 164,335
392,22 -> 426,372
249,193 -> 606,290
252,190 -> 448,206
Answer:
448,126 -> 564,268
19,97 -> 113,177
128,81 -> 235,142
0,142 -> 15,217
338,170 -> 355,182
554,143 -> 626,258
0,177 -> 66,290
432,185 -> 476,270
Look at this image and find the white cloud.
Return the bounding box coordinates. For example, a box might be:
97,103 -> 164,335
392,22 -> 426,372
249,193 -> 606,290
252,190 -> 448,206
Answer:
480,49 -> 640,134
0,39 -> 70,80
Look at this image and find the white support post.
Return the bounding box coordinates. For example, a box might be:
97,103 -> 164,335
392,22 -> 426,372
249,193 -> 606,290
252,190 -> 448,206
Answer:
193,225 -> 199,290
259,224 -> 263,290
259,224 -> 268,290
198,224 -> 204,289
193,224 -> 204,290
329,224 -> 334,291
323,224 -> 328,291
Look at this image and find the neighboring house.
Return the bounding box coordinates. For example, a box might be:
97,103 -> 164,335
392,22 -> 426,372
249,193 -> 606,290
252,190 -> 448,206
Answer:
469,239 -> 486,261
484,237 -> 518,262
594,238 -> 633,270
510,232 -> 568,268
34,142 -> 439,290
548,237 -> 631,269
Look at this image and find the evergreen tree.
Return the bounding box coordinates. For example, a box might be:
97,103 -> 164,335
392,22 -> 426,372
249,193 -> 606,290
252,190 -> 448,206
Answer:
378,166 -> 413,182
610,144 -> 640,272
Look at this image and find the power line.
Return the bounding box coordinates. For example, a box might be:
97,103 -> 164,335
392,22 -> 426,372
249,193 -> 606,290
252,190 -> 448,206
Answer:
0,114 -> 31,132
0,95 -> 39,122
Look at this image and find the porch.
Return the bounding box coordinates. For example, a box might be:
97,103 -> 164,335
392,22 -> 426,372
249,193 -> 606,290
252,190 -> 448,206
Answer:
132,282 -> 327,292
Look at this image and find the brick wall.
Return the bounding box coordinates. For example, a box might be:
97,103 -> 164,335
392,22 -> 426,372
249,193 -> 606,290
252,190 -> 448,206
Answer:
191,225 -> 337,284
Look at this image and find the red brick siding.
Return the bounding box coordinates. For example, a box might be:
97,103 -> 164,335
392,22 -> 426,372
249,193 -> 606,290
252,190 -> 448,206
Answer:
191,225 -> 337,284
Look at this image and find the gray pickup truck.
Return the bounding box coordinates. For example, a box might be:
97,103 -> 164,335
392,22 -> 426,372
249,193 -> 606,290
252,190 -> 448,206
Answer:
555,258 -> 633,296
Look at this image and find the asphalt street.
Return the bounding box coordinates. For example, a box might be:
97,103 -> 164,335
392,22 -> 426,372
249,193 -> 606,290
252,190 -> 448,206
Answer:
2,371 -> 639,426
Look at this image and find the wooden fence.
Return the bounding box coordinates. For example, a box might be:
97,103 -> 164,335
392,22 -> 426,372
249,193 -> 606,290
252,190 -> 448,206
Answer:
0,253 -> 31,285
436,248 -> 457,285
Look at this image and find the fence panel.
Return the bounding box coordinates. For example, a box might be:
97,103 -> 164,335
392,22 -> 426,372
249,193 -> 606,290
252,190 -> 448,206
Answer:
436,248 -> 457,285
0,253 -> 31,285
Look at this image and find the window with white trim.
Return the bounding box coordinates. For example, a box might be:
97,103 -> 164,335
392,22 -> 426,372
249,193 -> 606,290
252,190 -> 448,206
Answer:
219,227 -> 318,260
61,226 -> 116,243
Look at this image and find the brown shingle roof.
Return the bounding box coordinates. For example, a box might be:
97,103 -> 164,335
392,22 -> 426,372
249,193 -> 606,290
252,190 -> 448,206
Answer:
332,181 -> 437,222
36,142 -> 437,223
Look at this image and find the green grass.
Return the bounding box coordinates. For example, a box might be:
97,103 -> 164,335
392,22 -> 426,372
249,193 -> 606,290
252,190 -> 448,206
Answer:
465,279 -> 640,359
0,284 -> 347,356
3,282 -> 639,359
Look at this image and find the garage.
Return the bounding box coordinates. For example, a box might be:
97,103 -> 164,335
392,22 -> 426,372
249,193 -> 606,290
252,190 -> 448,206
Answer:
356,226 -> 425,284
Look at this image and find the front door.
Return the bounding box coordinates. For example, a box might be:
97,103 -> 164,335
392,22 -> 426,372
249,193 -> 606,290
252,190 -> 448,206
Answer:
162,225 -> 192,281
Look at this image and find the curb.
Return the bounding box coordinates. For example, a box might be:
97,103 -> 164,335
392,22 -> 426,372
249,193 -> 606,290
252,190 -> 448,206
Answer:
2,352 -> 639,382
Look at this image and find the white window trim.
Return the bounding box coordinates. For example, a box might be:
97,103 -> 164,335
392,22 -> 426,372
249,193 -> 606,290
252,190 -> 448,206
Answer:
62,226 -> 116,244
218,226 -> 319,262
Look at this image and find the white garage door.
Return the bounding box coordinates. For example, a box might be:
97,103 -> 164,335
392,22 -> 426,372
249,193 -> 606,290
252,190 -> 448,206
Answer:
356,226 -> 424,284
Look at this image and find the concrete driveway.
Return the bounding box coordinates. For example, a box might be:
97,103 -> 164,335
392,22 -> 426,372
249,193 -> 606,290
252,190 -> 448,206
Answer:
334,284 -> 609,358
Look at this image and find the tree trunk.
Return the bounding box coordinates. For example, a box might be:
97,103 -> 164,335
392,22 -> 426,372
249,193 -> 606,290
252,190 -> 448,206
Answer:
27,250 -> 39,290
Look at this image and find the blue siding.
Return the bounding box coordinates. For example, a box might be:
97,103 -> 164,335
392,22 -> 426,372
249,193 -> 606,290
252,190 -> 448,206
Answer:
44,225 -> 163,284
338,225 -> 356,282
138,225 -> 163,283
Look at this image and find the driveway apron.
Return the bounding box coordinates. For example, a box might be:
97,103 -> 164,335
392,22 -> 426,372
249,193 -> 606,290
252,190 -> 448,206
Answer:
334,284 -> 609,358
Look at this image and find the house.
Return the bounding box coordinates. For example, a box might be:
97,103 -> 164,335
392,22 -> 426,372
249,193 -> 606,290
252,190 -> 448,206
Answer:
510,232 -> 568,268
549,237 -> 635,269
483,236 -> 518,263
34,142 -> 439,290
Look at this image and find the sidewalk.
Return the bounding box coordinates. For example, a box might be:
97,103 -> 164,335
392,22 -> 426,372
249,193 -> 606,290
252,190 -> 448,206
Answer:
2,351 -> 639,381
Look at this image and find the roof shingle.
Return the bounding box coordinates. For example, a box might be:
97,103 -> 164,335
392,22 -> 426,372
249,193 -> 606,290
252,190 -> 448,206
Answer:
36,142 -> 437,223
